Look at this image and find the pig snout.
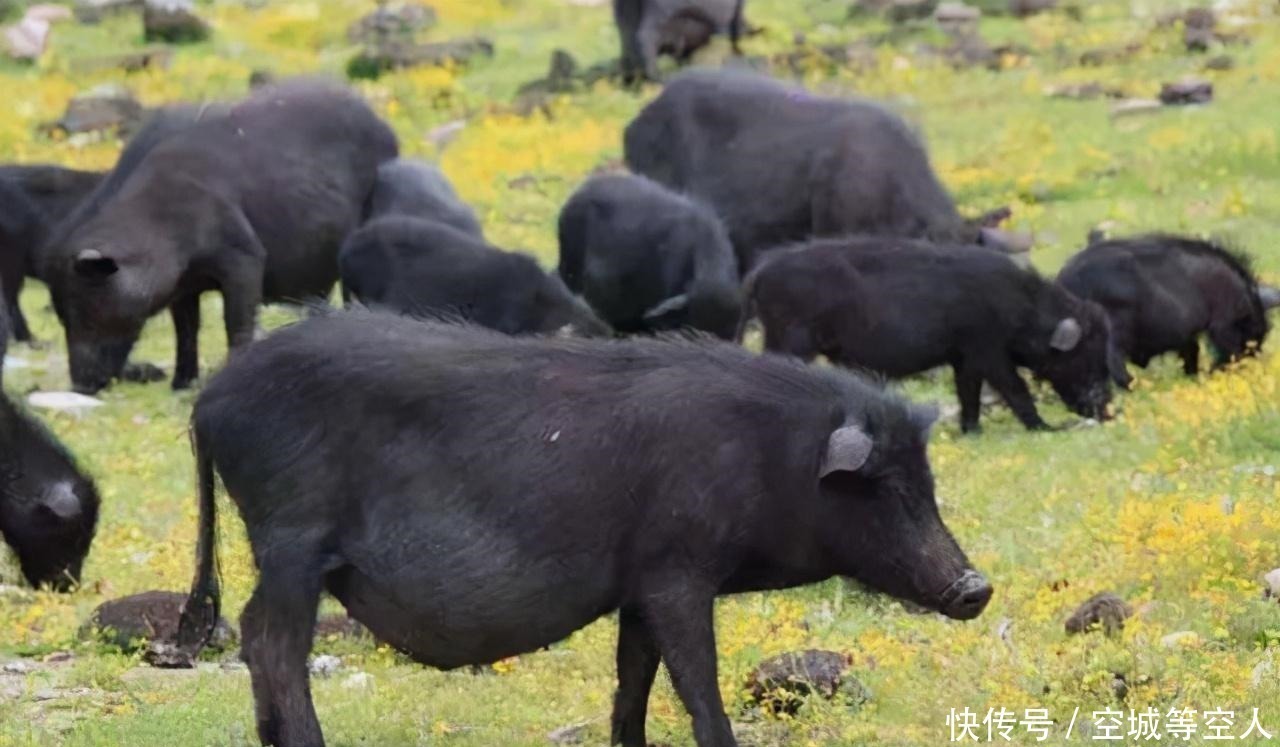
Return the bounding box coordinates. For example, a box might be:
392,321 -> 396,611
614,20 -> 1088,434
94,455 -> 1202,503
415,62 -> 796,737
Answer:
938,570 -> 993,620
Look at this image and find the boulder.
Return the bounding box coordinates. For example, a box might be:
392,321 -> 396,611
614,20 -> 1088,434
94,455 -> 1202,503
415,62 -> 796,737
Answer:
1009,0 -> 1055,16
143,0 -> 209,43
74,0 -> 141,24
1264,568 -> 1280,600
347,35 -> 493,79
82,591 -> 236,653
745,650 -> 871,715
347,1 -> 436,45
1183,7 -> 1215,52
1064,592 -> 1132,635
935,2 -> 980,37
3,15 -> 50,60
1159,77 -> 1212,105
888,0 -> 938,23
45,84 -> 146,136
72,47 -> 173,73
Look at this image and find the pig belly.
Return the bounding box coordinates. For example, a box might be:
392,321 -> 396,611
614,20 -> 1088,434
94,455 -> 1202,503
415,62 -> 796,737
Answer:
324,558 -> 619,670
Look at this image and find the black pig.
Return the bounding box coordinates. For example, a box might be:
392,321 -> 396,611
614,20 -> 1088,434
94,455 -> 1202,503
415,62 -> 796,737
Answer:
558,173 -> 741,339
745,237 -> 1113,432
1059,234 -> 1279,387
174,311 -> 990,747
40,81 -> 398,393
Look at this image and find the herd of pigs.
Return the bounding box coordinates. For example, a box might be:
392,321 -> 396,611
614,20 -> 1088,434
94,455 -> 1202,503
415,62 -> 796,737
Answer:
1,8 -> 1279,747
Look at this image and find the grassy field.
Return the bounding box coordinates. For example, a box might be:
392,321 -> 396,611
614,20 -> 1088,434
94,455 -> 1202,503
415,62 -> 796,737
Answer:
2,0 -> 1280,745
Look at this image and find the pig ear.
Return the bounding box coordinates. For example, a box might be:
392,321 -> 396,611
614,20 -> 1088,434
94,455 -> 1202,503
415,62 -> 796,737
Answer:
1260,285 -> 1280,310
1050,317 -> 1082,352
910,403 -> 940,439
74,249 -> 119,279
40,483 -> 82,520
820,425 -> 873,478
643,293 -> 690,321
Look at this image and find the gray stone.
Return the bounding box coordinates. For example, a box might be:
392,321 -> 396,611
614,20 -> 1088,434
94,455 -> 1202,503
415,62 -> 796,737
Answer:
82,590 -> 236,654
46,84 -> 145,137
745,650 -> 870,715
143,0 -> 209,43
1065,592 -> 1132,635
1159,78 -> 1212,105
347,2 -> 436,45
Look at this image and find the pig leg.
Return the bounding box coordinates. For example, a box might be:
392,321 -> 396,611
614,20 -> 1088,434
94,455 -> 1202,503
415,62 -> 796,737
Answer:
241,562 -> 324,747
9,301 -> 33,343
610,607 -> 661,747
636,17 -> 663,81
1178,339 -> 1200,376
1106,326 -> 1134,389
640,585 -> 736,747
171,293 -> 201,390
214,254 -> 265,353
763,322 -> 817,362
729,0 -> 745,54
952,360 -> 984,433
983,359 -> 1049,430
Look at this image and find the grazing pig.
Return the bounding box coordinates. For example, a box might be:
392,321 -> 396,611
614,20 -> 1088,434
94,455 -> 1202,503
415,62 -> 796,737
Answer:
0,310 -> 100,591
174,312 -> 991,747
1058,235 -> 1279,388
745,238 -> 1113,432
340,217 -> 610,337
624,69 -> 1013,271
366,159 -> 483,238
614,0 -> 747,82
557,173 -> 741,339
0,166 -> 106,340
40,81 -> 398,394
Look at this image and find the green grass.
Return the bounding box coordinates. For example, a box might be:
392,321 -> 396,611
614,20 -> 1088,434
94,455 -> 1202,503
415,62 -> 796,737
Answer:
2,0 -> 1280,745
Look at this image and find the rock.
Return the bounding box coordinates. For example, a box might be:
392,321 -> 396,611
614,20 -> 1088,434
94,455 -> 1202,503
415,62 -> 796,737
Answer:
1064,592 -> 1132,635
143,641 -> 193,668
72,47 -> 173,73
1079,42 -> 1142,66
425,119 -> 466,151
309,654 -> 342,678
1,660 -> 34,674
342,671 -> 373,690
1203,54 -> 1234,71
41,651 -> 73,663
1252,657 -> 1274,689
143,0 -> 209,43
1160,630 -> 1201,649
1263,568 -> 1280,600
1046,82 -> 1126,100
1009,0 -> 1055,16
45,84 -> 146,137
745,650 -> 870,715
1183,7 -> 1216,52
74,0 -> 142,23
3,15 -> 50,61
1159,78 -> 1212,105
314,613 -> 368,639
82,591 -> 236,654
347,35 -> 494,79
935,2 -> 980,37
248,69 -> 275,88
888,0 -> 938,23
1109,98 -> 1163,119
347,2 -> 436,45
548,721 -> 590,744
27,390 -> 105,415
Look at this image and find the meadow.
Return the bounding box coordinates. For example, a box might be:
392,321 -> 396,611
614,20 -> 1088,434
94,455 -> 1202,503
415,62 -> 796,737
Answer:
1,0 -> 1279,744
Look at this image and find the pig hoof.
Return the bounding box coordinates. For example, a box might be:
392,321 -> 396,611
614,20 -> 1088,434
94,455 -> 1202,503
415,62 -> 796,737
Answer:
121,362 -> 166,384
171,377 -> 196,391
